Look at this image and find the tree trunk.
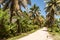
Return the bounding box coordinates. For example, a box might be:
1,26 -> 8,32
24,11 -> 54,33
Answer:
45,9 -> 54,28
16,19 -> 22,33
14,0 -> 22,16
10,0 -> 23,22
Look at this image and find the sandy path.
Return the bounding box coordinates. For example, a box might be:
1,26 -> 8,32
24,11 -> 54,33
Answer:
17,27 -> 53,40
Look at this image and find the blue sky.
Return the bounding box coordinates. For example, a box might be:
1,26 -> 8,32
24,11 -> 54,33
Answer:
31,0 -> 46,17
0,0 -> 59,18
22,0 -> 60,18
22,0 -> 46,17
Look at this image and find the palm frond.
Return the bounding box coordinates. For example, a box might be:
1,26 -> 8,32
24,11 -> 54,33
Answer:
57,1 -> 60,4
45,5 -> 52,13
3,0 -> 10,11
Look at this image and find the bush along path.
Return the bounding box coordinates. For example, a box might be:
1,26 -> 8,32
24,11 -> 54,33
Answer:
17,27 -> 53,40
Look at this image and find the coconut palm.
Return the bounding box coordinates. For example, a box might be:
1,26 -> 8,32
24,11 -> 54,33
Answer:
29,4 -> 40,23
45,0 -> 60,27
29,4 -> 44,27
1,0 -> 31,22
1,0 -> 31,33
29,4 -> 40,19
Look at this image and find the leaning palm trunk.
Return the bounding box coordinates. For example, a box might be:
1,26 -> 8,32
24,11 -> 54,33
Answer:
14,0 -> 22,33
45,0 -> 60,28
10,0 -> 22,22
14,0 -> 22,16
16,19 -> 22,34
10,0 -> 22,33
45,9 -> 55,27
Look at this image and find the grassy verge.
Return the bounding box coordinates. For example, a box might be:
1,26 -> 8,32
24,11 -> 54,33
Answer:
49,32 -> 60,40
48,28 -> 60,40
7,29 -> 39,40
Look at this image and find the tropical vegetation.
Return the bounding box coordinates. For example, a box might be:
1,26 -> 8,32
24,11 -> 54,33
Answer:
0,0 -> 60,40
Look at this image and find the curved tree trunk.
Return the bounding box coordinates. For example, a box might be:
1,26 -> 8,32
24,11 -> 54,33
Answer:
14,0 -> 22,33
45,9 -> 55,28
10,0 -> 23,22
14,0 -> 22,16
10,0 -> 22,33
16,19 -> 22,34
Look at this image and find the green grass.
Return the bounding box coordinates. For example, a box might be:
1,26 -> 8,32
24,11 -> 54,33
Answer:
7,29 -> 39,40
48,30 -> 60,40
48,27 -> 60,40
50,32 -> 60,40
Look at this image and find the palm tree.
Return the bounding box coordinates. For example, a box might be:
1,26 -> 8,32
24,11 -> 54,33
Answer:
29,4 -> 44,27
30,4 -> 40,16
1,0 -> 31,33
45,0 -> 60,27
29,4 -> 40,23
1,0 -> 31,22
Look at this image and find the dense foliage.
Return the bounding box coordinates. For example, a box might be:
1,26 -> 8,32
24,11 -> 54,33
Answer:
0,9 -> 40,39
0,0 -> 60,40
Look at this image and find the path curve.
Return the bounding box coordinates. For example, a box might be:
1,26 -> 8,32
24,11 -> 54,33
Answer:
18,27 -> 53,40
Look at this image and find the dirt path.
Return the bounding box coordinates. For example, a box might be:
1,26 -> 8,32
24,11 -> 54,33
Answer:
17,27 -> 53,40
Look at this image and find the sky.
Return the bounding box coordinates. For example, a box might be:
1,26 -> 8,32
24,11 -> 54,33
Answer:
31,0 -> 46,17
0,0 -> 60,18
22,0 -> 46,17
22,0 -> 60,18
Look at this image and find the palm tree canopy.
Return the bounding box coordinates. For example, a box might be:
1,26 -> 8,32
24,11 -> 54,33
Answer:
45,0 -> 60,15
30,4 -> 40,12
29,4 -> 40,18
1,0 -> 31,22
1,0 -> 31,10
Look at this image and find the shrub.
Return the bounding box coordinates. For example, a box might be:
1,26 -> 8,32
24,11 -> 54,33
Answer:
48,24 -> 60,32
0,10 -> 39,38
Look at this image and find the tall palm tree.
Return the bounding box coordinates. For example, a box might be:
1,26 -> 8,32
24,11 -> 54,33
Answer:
29,4 -> 40,23
45,0 -> 60,27
29,4 -> 44,27
1,0 -> 31,33
29,4 -> 40,19
1,0 -> 31,22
